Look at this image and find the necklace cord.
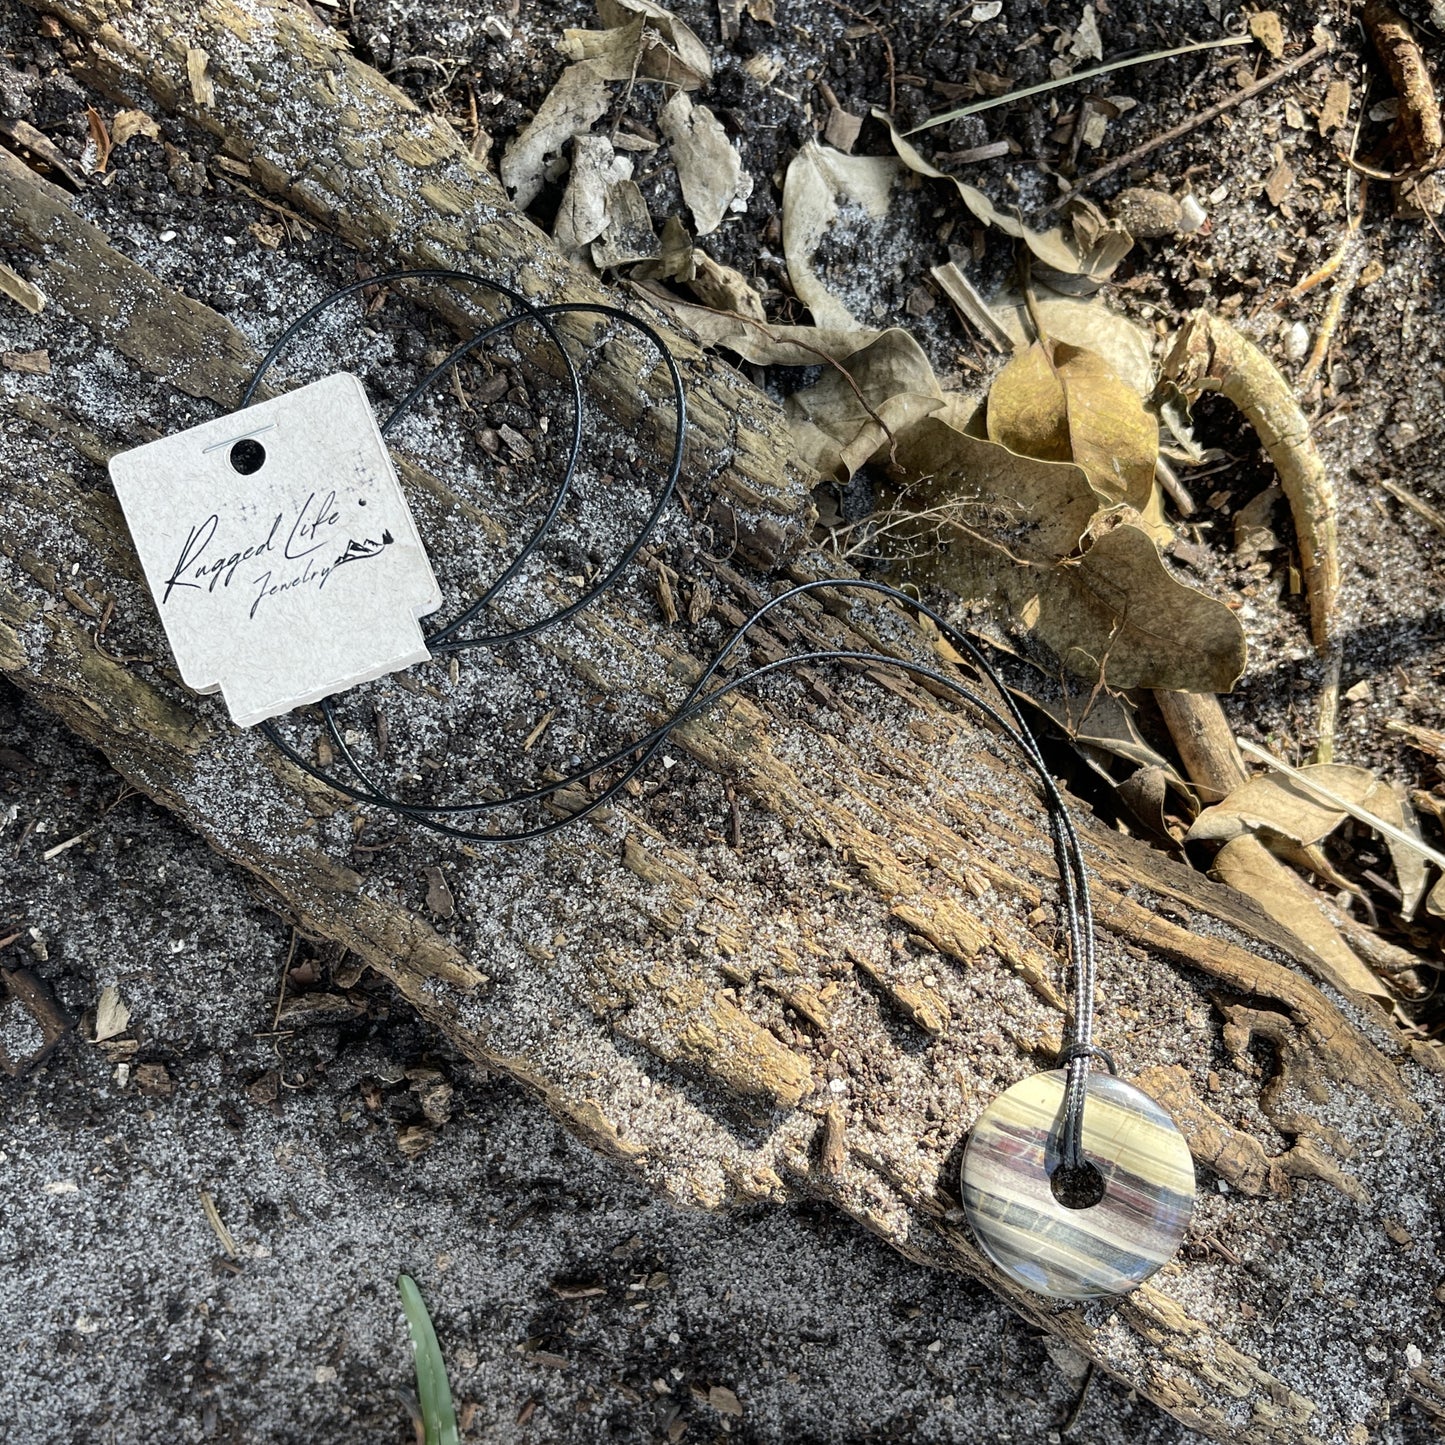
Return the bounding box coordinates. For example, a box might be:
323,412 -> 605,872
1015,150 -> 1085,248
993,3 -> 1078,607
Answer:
238,270 -> 1098,1174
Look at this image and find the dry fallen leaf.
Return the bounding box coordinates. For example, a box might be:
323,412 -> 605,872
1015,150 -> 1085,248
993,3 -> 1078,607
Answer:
1013,520 -> 1245,691
784,329 -> 966,479
782,140 -> 900,328
633,213 -> 695,280
891,437 -> 1246,691
1189,761 -> 1430,919
658,92 -> 748,237
590,180 -> 660,267
597,0 -> 712,89
688,251 -> 766,320
1035,688 -> 1194,803
1211,835 -> 1393,1005
84,107 -> 112,175
986,341 -> 1157,511
889,415 -> 1098,565
991,291 -> 1154,395
872,108 -> 1132,282
644,292 -> 886,363
501,62 -> 611,209
554,133 -> 633,253
1162,310 -> 1338,649
557,15 -> 646,78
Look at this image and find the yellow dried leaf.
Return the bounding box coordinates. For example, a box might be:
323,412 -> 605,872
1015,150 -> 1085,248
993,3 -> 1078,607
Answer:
986,341 -> 1157,510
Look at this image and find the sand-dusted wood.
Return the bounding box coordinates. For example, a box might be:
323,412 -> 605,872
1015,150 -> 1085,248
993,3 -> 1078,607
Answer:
4,6 -> 1444,1441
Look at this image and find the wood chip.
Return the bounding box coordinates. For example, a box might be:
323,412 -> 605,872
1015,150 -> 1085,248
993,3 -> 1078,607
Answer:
2,349 -> 51,374
0,261 -> 46,316
1249,11 -> 1286,59
423,865 -> 455,919
93,985 -> 130,1042
824,107 -> 863,153
1265,152 -> 1296,206
928,261 -> 1014,352
0,116 -> 85,188
707,1386 -> 744,1417
134,1061 -> 174,1097
187,48 -> 216,108
396,1123 -> 436,1158
111,109 -> 162,147
819,1102 -> 847,1174
1318,79 -> 1352,135
656,566 -> 679,623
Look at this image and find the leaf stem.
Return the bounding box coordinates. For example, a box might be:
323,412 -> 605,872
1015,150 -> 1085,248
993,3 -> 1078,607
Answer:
904,33 -> 1253,136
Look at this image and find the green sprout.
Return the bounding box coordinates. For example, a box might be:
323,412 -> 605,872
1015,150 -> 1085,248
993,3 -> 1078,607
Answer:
397,1274 -> 461,1445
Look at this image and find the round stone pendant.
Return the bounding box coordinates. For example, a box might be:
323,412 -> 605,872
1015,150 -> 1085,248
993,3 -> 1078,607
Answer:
960,1069 -> 1195,1300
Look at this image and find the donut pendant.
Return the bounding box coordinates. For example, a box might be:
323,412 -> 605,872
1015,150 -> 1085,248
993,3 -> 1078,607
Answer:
960,1069 -> 1195,1299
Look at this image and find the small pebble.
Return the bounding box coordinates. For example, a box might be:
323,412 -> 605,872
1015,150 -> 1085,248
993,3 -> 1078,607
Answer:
1283,321 -> 1310,362
1110,186 -> 1181,239
1176,195 -> 1207,233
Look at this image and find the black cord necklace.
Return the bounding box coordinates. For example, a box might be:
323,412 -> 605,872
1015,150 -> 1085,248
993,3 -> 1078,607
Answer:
209,269 -> 1194,1299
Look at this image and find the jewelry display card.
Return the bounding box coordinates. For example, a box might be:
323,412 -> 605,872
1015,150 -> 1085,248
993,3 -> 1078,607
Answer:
109,373 -> 442,727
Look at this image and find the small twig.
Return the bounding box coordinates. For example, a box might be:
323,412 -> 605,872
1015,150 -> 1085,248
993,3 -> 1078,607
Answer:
1154,457 -> 1197,517
271,928 -> 298,1032
906,33 -> 1252,135
1314,644 -> 1343,764
1048,39 -> 1332,209
199,1188 -> 240,1259
1239,738 -> 1445,872
41,831 -> 91,861
1380,477 -> 1445,535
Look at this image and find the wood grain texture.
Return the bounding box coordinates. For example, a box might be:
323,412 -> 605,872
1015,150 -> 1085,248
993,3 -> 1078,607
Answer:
4,6 -> 1444,1440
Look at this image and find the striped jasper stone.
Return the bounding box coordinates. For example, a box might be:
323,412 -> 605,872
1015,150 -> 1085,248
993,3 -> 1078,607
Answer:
961,1069 -> 1195,1299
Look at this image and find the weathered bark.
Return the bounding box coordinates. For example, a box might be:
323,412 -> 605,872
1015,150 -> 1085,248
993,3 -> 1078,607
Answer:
3,4 -> 1443,1440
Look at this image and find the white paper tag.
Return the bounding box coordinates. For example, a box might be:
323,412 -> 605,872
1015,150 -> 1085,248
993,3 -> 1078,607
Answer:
109,373 -> 442,727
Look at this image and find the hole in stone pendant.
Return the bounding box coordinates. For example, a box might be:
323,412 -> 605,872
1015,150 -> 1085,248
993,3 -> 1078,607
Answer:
1050,1159 -> 1106,1210
229,438 -> 266,475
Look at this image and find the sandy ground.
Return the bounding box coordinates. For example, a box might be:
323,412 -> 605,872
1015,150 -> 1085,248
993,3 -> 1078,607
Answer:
1,677 -> 1200,1443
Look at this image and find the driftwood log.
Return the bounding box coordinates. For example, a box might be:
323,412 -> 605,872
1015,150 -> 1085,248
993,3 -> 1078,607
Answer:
3,2 -> 1444,1440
